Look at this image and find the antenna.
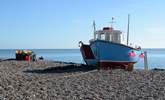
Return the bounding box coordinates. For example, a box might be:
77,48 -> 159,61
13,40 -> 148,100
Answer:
127,14 -> 130,46
109,17 -> 115,28
93,21 -> 96,40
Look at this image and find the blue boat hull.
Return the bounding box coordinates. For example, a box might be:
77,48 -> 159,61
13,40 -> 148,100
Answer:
80,40 -> 144,67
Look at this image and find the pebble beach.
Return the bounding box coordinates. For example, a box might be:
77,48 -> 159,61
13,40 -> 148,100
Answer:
0,60 -> 165,100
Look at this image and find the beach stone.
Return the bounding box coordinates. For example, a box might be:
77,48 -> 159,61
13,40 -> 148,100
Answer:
1,61 -> 165,99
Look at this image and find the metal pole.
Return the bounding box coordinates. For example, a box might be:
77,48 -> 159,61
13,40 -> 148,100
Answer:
144,51 -> 148,70
93,21 -> 96,40
127,14 -> 130,45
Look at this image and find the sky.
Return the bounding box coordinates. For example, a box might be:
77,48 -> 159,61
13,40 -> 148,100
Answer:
0,0 -> 165,49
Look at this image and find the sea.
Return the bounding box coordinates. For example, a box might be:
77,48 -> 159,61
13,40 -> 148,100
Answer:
0,49 -> 165,69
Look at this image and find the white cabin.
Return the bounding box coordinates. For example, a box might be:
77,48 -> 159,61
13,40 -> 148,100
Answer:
94,27 -> 122,44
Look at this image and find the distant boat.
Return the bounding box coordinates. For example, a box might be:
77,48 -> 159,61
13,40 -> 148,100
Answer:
79,16 -> 144,71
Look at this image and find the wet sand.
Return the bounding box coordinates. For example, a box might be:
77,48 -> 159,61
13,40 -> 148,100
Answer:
0,60 -> 165,99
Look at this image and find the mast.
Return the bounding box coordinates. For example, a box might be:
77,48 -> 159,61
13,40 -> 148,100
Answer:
127,14 -> 130,46
93,21 -> 96,40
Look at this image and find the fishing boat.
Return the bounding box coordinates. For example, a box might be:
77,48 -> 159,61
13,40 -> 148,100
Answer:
79,15 -> 144,71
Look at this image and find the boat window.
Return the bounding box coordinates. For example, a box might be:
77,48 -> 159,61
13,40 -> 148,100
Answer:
101,34 -> 105,40
109,35 -> 112,42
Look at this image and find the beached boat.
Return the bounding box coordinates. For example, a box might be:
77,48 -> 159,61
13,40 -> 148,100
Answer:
79,16 -> 144,71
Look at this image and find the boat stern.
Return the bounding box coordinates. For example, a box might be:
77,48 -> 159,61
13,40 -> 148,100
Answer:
79,41 -> 97,66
